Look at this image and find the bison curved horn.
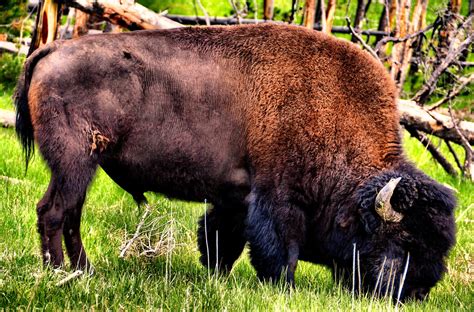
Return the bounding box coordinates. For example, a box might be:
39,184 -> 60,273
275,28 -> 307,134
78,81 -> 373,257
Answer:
375,177 -> 403,223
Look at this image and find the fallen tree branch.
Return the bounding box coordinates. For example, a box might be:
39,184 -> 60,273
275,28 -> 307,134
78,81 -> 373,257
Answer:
398,99 -> 474,146
374,24 -> 433,54
64,0 -> 183,30
406,127 -> 458,176
445,140 -> 464,172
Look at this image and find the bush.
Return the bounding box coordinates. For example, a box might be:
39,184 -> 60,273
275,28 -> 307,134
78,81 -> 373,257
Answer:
0,53 -> 25,93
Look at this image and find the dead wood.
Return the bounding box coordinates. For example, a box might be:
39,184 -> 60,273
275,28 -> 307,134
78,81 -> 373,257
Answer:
196,0 -> 211,26
390,0 -> 411,88
346,17 -> 381,62
374,24 -> 433,54
412,15 -> 473,104
64,0 -> 183,30
397,0 -> 427,89
290,0 -> 297,23
398,99 -> 474,146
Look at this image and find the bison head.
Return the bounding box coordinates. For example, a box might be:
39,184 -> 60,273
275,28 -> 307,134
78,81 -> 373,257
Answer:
347,167 -> 456,302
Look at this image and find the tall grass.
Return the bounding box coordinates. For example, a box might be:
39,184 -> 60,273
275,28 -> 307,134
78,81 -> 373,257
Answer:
0,125 -> 472,310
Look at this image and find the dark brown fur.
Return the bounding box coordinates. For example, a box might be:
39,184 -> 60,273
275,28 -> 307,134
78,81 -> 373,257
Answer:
14,24 -> 455,302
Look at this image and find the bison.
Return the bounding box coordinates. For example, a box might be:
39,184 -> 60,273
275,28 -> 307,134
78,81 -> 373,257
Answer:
15,24 -> 455,302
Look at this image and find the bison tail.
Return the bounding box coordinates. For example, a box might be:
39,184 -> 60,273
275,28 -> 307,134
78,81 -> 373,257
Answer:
14,44 -> 55,171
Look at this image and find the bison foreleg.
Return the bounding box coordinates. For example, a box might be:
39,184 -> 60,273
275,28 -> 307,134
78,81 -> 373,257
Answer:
246,189 -> 305,285
197,203 -> 247,272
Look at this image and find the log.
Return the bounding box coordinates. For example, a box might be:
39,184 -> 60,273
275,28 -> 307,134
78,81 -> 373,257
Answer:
0,109 -> 15,128
64,0 -> 183,30
398,99 -> 474,146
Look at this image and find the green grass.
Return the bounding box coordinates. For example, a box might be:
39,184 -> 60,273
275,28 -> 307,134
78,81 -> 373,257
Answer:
0,90 -> 14,110
0,124 -> 473,310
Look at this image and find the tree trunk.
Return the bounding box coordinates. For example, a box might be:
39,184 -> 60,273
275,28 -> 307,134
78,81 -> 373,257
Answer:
304,0 -> 316,29
318,0 -> 327,33
390,0 -> 411,90
326,0 -> 336,33
264,0 -> 275,20
397,0 -> 427,88
351,0 -> 367,42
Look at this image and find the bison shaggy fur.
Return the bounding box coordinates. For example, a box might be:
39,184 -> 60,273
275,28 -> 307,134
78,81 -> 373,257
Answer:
14,24 -> 456,302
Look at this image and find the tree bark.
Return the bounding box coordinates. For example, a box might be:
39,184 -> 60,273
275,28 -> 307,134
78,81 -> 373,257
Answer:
304,0 -> 316,29
397,0 -> 427,88
264,0 -> 275,20
326,0 -> 336,33
318,0 -> 327,33
390,0 -> 412,89
351,0 -> 368,42
64,0 -> 183,30
398,99 -> 474,146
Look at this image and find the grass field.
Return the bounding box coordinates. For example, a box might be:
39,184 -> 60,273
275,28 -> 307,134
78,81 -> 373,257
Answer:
0,114 -> 473,310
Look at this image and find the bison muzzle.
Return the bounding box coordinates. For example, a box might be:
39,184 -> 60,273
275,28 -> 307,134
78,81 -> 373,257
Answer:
14,24 -> 456,302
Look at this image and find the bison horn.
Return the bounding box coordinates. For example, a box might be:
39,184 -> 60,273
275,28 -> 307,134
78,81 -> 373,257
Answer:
375,177 -> 403,223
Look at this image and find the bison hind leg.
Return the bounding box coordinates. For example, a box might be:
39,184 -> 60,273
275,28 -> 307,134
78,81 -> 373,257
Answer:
197,202 -> 247,273
36,130 -> 98,270
37,159 -> 97,270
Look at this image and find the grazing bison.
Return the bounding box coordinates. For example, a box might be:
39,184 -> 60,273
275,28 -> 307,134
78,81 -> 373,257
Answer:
15,24 -> 455,301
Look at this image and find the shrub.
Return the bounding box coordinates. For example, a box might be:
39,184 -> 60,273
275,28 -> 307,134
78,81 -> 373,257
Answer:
0,53 -> 25,93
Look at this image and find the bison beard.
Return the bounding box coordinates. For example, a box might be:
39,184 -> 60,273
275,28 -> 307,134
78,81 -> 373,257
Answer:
14,24 -> 456,302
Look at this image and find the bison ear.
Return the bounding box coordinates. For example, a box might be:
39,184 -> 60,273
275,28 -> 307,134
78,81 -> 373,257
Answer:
357,171 -> 418,234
